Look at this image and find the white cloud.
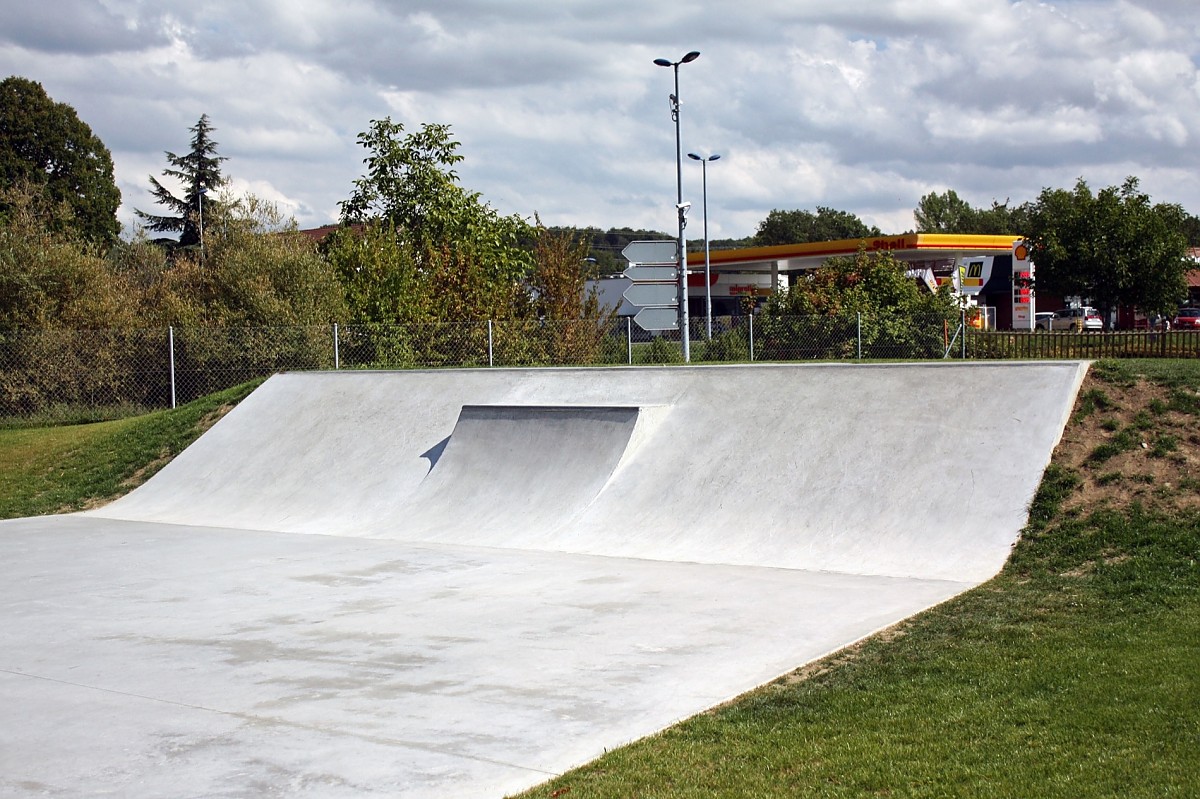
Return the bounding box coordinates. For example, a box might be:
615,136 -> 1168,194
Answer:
2,0 -> 1199,240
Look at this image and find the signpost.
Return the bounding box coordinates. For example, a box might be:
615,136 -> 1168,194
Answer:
633,307 -> 679,331
622,265 -> 677,282
621,240 -> 678,265
623,282 -> 678,307
621,240 -> 680,333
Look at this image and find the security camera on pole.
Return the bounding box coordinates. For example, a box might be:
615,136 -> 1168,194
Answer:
654,50 -> 700,363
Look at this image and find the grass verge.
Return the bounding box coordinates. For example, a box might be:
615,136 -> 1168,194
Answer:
0,379 -> 261,520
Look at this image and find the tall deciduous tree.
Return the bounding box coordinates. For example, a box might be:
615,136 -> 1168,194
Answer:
753,207 -> 881,246
1025,177 -> 1189,322
332,117 -> 534,329
136,114 -> 226,250
519,224 -> 615,364
914,189 -> 1026,234
526,225 -> 607,321
1182,213 -> 1200,247
0,182 -> 134,328
340,119 -> 463,238
339,117 -> 533,282
0,76 -> 121,244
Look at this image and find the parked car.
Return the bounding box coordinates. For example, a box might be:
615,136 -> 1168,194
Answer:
1044,307 -> 1103,331
1034,312 -> 1056,330
1175,308 -> 1200,330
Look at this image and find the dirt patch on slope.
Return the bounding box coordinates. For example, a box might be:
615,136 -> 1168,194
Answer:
1050,372 -> 1200,514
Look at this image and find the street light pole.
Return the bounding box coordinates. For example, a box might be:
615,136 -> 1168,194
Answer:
197,186 -> 208,260
654,50 -> 699,362
688,152 -> 720,340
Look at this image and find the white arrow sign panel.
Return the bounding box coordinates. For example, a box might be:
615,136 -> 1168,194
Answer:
634,307 -> 679,331
621,240 -> 678,264
622,265 -> 677,282
623,283 -> 678,307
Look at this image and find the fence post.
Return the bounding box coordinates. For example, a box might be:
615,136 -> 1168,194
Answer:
749,314 -> 755,362
857,312 -> 862,360
333,323 -> 340,370
168,326 -> 177,409
961,310 -> 967,359
487,320 -> 494,367
627,317 -> 633,365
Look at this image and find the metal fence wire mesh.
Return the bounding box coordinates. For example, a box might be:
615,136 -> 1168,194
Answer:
2,316 -> 1198,422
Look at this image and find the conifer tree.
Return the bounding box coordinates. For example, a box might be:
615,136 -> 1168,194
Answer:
137,114 -> 227,250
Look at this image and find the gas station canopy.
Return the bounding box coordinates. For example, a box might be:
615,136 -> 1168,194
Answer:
703,233 -> 1020,274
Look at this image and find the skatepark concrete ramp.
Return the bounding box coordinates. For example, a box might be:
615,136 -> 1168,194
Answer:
7,361 -> 1091,798
402,404 -> 657,538
89,362 -> 1087,582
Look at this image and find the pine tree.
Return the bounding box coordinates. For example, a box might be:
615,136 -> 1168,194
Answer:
136,114 -> 227,249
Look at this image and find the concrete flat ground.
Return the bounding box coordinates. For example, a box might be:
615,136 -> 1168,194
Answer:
1,514 -> 969,798
0,363 -> 1088,797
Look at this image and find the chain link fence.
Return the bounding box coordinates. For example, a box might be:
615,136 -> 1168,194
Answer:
3,314 -> 1198,423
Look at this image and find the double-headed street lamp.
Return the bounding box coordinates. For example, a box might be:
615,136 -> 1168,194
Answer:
654,50 -> 700,362
687,152 -> 720,340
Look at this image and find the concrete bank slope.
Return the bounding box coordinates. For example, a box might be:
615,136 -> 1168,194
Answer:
90,362 -> 1088,583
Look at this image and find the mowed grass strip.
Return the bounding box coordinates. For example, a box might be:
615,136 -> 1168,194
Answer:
0,379 -> 261,520
518,519 -> 1199,799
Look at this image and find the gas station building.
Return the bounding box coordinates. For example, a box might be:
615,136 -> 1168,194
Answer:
599,233 -> 1034,330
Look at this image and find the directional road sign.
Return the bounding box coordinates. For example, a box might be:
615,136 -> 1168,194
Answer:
622,265 -> 677,282
634,307 -> 679,331
623,283 -> 678,307
621,240 -> 678,265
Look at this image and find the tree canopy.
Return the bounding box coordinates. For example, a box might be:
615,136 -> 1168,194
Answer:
753,207 -> 881,246
151,194 -> 346,327
1182,213 -> 1200,247
331,116 -> 532,303
758,248 -> 959,358
340,119 -> 465,237
136,114 -> 227,250
0,76 -> 121,243
913,190 -> 1025,234
1024,177 -> 1189,321
0,182 -> 134,329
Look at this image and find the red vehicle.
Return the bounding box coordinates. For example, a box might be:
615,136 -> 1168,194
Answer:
1174,308 -> 1200,330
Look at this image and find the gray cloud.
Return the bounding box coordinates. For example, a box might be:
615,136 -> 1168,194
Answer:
0,2 -> 173,54
2,0 -> 1198,240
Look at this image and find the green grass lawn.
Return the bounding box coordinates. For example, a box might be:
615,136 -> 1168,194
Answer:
0,379 -> 260,520
0,363 -> 1196,797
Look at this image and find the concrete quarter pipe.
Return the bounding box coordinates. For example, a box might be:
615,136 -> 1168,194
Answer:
0,362 -> 1087,797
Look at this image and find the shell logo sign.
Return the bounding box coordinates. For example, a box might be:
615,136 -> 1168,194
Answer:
1011,239 -> 1035,328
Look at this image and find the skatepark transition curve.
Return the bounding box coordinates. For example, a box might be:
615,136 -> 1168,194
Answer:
89,361 -> 1088,582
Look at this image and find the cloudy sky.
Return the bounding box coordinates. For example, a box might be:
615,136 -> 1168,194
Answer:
4,0 -> 1199,240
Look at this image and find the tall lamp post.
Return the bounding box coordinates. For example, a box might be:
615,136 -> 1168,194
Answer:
654,50 -> 700,362
687,152 -> 720,340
